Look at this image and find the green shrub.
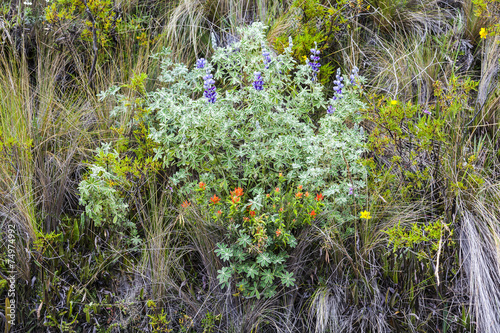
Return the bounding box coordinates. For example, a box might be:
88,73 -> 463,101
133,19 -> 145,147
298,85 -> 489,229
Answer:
473,0 -> 500,37
83,21 -> 367,297
132,22 -> 367,202
77,143 -> 141,247
45,0 -> 119,49
385,219 -> 454,260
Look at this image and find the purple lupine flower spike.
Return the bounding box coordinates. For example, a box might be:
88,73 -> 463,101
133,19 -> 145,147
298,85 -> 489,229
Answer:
262,46 -> 272,69
253,72 -> 263,91
349,187 -> 354,195
196,58 -> 206,69
350,66 -> 359,86
423,109 -> 431,115
308,46 -> 321,80
327,105 -> 335,114
333,68 -> 344,99
203,71 -> 217,103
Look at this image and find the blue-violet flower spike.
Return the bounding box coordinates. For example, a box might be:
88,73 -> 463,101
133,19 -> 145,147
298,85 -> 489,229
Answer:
350,66 -> 359,86
308,47 -> 321,80
262,46 -> 272,69
333,69 -> 344,98
253,72 -> 263,91
196,58 -> 206,69
203,71 -> 217,104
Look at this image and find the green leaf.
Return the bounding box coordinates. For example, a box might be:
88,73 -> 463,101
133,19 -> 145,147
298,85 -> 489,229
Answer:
263,286 -> 277,299
261,269 -> 274,286
237,234 -> 252,248
280,271 -> 296,287
217,267 -> 233,289
5,297 -> 11,332
254,282 -> 261,299
71,219 -> 80,245
214,243 -> 233,262
256,252 -> 272,267
271,253 -> 286,265
232,248 -> 248,262
246,264 -> 259,279
131,236 -> 142,246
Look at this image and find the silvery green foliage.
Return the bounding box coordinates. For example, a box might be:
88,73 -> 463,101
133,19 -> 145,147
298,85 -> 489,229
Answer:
103,22 -> 366,207
78,145 -> 129,226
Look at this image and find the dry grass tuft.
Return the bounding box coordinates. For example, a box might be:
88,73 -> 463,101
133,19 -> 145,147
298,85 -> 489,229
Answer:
458,183 -> 500,333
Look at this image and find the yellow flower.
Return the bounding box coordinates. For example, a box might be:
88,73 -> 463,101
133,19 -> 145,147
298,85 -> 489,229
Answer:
360,211 -> 372,219
390,100 -> 398,105
480,28 -> 488,39
303,55 -> 308,63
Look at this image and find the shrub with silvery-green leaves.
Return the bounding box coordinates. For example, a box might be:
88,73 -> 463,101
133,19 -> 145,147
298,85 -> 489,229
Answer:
78,143 -> 141,246
79,22 -> 367,295
130,22 -> 367,206
85,21 -> 366,238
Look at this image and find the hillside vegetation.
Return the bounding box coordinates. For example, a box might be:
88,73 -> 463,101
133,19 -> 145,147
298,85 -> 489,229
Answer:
0,0 -> 499,332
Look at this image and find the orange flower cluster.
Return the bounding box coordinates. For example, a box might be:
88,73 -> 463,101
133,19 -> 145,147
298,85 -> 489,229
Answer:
276,229 -> 282,237
199,182 -> 206,190
295,192 -> 303,198
315,193 -> 324,201
230,187 -> 243,204
309,210 -> 317,217
231,187 -> 244,197
249,210 -> 256,217
210,194 -> 220,204
181,201 -> 191,208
